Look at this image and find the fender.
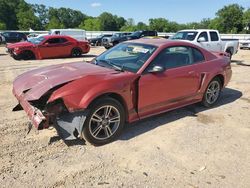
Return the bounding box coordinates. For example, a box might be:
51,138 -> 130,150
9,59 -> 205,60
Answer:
48,73 -> 139,114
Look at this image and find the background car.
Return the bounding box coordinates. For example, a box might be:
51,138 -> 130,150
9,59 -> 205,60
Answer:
104,31 -> 158,49
126,30 -> 158,40
0,33 -> 5,44
239,38 -> 250,49
1,32 -> 27,43
102,32 -> 132,49
49,29 -> 87,41
12,39 -> 232,145
88,34 -> 113,46
7,35 -> 90,60
171,29 -> 239,59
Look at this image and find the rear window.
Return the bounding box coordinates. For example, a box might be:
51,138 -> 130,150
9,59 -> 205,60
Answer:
210,32 -> 219,41
192,48 -> 205,63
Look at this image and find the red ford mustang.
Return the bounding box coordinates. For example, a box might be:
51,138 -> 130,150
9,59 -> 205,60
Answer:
7,35 -> 90,60
12,39 -> 232,145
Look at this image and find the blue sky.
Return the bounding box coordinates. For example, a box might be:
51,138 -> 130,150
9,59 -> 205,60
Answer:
25,0 -> 249,24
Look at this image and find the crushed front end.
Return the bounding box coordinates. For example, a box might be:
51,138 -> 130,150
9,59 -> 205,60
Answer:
12,83 -> 87,141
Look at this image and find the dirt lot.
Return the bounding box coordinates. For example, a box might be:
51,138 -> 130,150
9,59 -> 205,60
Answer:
0,46 -> 249,188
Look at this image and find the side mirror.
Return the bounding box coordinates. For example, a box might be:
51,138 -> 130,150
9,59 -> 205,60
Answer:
148,65 -> 165,73
197,37 -> 206,42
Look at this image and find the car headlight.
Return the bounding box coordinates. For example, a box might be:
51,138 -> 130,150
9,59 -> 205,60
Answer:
14,47 -> 20,51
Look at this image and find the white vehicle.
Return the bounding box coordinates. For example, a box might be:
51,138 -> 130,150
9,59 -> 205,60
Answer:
27,33 -> 48,39
49,29 -> 86,41
239,38 -> 250,49
0,33 -> 5,44
171,29 -> 239,58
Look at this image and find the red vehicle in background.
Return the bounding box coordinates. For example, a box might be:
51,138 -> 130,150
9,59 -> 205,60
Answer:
6,35 -> 90,60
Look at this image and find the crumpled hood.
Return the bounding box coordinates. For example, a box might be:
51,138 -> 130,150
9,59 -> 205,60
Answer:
7,41 -> 34,49
13,62 -> 117,101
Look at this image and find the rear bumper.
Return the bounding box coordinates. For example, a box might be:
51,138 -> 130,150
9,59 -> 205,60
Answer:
12,88 -> 47,129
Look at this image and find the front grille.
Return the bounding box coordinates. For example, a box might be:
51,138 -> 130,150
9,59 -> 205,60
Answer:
8,48 -> 14,54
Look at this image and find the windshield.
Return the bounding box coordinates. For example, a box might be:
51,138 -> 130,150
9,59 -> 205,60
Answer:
130,31 -> 141,37
171,31 -> 198,41
94,43 -> 157,73
113,33 -> 121,38
28,37 -> 45,44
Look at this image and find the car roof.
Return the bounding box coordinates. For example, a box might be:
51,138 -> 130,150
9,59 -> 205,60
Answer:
179,29 -> 218,32
124,38 -> 197,47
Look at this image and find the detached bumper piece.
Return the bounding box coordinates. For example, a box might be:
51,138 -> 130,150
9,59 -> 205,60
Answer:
55,111 -> 87,140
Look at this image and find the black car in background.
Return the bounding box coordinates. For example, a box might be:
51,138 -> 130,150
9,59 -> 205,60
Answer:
102,32 -> 132,49
103,30 -> 158,49
1,32 -> 27,43
126,30 -> 158,40
88,34 -> 113,46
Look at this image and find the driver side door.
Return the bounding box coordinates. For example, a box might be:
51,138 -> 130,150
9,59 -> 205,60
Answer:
138,46 -> 201,118
38,38 -> 70,58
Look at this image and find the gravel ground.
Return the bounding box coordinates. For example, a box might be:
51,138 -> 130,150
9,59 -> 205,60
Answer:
0,46 -> 249,188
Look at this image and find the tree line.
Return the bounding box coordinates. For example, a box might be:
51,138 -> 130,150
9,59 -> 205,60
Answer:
0,0 -> 250,34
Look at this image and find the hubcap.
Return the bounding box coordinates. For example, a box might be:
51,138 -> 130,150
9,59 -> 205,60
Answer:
206,81 -> 220,104
89,105 -> 120,140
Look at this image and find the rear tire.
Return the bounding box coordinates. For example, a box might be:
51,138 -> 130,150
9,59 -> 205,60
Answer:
22,51 -> 35,60
71,48 -> 82,57
202,78 -> 222,107
82,97 -> 125,145
226,49 -> 232,60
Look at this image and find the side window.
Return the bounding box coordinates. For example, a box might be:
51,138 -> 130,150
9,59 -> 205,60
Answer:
149,46 -> 192,70
47,38 -> 61,44
210,32 -> 219,41
60,38 -> 68,43
198,32 -> 208,42
10,33 -> 17,37
148,31 -> 156,36
192,48 -> 205,63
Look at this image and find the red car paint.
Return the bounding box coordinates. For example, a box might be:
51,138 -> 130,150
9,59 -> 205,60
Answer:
12,39 -> 232,131
7,35 -> 90,60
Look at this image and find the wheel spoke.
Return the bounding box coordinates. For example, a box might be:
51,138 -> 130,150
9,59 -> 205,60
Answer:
91,114 -> 102,123
104,126 -> 112,137
92,125 -> 102,137
109,115 -> 120,123
104,106 -> 112,118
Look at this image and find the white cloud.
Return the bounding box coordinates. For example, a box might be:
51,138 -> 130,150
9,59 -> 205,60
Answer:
91,2 -> 101,8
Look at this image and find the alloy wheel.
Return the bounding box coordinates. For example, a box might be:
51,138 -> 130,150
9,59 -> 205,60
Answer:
205,80 -> 221,104
89,105 -> 121,140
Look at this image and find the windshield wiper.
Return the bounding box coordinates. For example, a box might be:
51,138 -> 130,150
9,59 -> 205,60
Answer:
97,59 -> 124,72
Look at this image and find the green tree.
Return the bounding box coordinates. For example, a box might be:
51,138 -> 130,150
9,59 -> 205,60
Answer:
120,18 -> 136,31
48,7 -> 87,28
114,16 -> 126,30
46,16 -> 64,30
79,18 -> 101,31
136,22 -> 148,30
99,12 -> 118,31
16,0 -> 41,30
0,22 -> 6,30
0,0 -> 19,30
149,18 -> 168,32
32,4 -> 49,29
208,18 -> 223,32
243,8 -> 250,33
215,4 -> 244,33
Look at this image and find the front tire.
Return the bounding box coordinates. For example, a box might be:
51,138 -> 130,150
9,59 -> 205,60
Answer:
71,48 -> 82,57
82,97 -> 125,145
202,78 -> 222,107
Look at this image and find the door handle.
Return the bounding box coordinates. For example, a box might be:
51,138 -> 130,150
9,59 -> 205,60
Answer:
188,71 -> 195,75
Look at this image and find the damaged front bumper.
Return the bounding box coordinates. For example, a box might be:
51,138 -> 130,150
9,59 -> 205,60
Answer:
13,88 -> 87,140
13,91 -> 47,129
